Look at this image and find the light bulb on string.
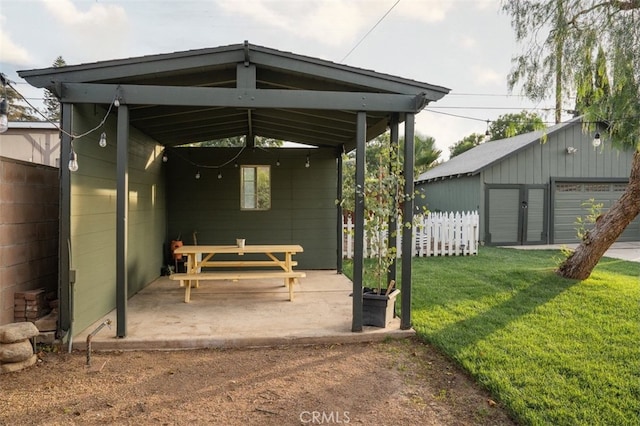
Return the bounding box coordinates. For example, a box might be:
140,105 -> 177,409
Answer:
195,170 -> 201,180
68,146 -> 79,172
162,153 -> 168,163
305,155 -> 310,168
217,170 -> 223,179
99,132 -> 107,148
592,132 -> 601,148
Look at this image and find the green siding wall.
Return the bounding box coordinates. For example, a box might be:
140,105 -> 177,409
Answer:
419,122 -> 635,244
71,105 -> 166,335
480,125 -> 634,244
166,147 -> 337,269
483,125 -> 633,185
416,175 -> 481,213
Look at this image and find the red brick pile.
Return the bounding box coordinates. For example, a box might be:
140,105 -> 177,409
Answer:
13,289 -> 52,322
13,289 -> 58,344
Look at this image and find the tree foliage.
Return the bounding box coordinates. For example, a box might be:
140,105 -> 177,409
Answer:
412,133 -> 442,176
449,111 -> 544,159
341,131 -> 441,212
43,56 -> 66,122
340,132 -> 406,292
488,110 -> 545,141
503,0 -> 639,142
190,136 -> 283,147
449,133 -> 485,158
4,86 -> 39,121
341,132 -> 442,211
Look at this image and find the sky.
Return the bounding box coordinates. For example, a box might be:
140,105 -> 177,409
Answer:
0,0 -> 569,159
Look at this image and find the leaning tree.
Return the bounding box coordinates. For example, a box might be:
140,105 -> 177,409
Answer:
502,0 -> 640,279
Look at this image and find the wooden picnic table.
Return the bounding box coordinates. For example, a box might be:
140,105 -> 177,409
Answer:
170,244 -> 305,302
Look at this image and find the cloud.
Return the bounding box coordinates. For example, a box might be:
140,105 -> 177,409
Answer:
216,0 -> 455,47
457,35 -> 477,49
41,0 -> 127,26
474,0 -> 500,11
217,0 -> 368,46
395,0 -> 454,23
472,66 -> 503,86
0,16 -> 35,66
40,0 -> 130,62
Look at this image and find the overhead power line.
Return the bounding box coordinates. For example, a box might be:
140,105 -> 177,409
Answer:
340,0 -> 401,63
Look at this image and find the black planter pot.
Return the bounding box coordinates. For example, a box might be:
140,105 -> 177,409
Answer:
362,288 -> 400,328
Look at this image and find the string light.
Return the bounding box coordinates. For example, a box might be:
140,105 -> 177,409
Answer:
99,132 -> 107,148
305,154 -> 310,168
2,75 -> 120,141
162,152 -> 168,163
217,171 -> 223,179
68,143 -> 79,172
592,132 -> 601,148
165,145 -> 246,171
195,170 -> 201,180
0,73 -> 121,171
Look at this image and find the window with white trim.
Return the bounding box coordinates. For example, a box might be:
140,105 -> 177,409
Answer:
241,165 -> 271,210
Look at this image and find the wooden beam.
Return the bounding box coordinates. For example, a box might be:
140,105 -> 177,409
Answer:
352,111 -> 366,332
401,113 -> 415,330
59,103 -> 73,336
116,105 -> 129,338
60,83 -> 429,113
336,148 -> 344,274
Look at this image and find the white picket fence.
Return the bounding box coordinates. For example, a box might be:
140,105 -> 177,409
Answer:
342,211 -> 479,258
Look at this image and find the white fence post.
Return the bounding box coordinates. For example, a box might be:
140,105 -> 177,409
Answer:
342,210 -> 479,258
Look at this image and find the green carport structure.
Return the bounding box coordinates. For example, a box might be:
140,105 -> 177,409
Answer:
18,41 -> 449,340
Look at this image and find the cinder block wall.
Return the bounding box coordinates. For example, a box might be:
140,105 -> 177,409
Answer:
0,157 -> 59,325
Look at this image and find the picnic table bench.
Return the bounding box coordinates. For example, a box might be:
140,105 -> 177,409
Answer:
168,244 -> 304,302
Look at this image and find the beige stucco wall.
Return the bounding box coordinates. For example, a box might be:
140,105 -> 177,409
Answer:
0,125 -> 60,167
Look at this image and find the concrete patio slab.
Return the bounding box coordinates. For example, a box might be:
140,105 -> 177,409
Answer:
72,270 -> 413,351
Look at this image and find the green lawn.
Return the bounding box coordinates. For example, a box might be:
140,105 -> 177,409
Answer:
344,247 -> 640,425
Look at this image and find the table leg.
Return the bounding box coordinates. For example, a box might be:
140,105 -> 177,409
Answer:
184,279 -> 191,303
283,251 -> 293,287
288,277 -> 294,301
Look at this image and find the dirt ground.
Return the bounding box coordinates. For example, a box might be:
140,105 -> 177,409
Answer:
1,338 -> 516,425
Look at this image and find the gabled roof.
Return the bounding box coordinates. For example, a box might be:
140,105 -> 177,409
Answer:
19,42 -> 449,150
416,117 -> 582,183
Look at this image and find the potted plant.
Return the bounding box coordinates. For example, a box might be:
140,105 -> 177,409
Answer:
343,133 -> 405,327
362,281 -> 400,327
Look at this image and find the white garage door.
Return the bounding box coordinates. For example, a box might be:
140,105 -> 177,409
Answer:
554,181 -> 640,243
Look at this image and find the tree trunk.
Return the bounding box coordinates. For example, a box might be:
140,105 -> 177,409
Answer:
556,149 -> 640,279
